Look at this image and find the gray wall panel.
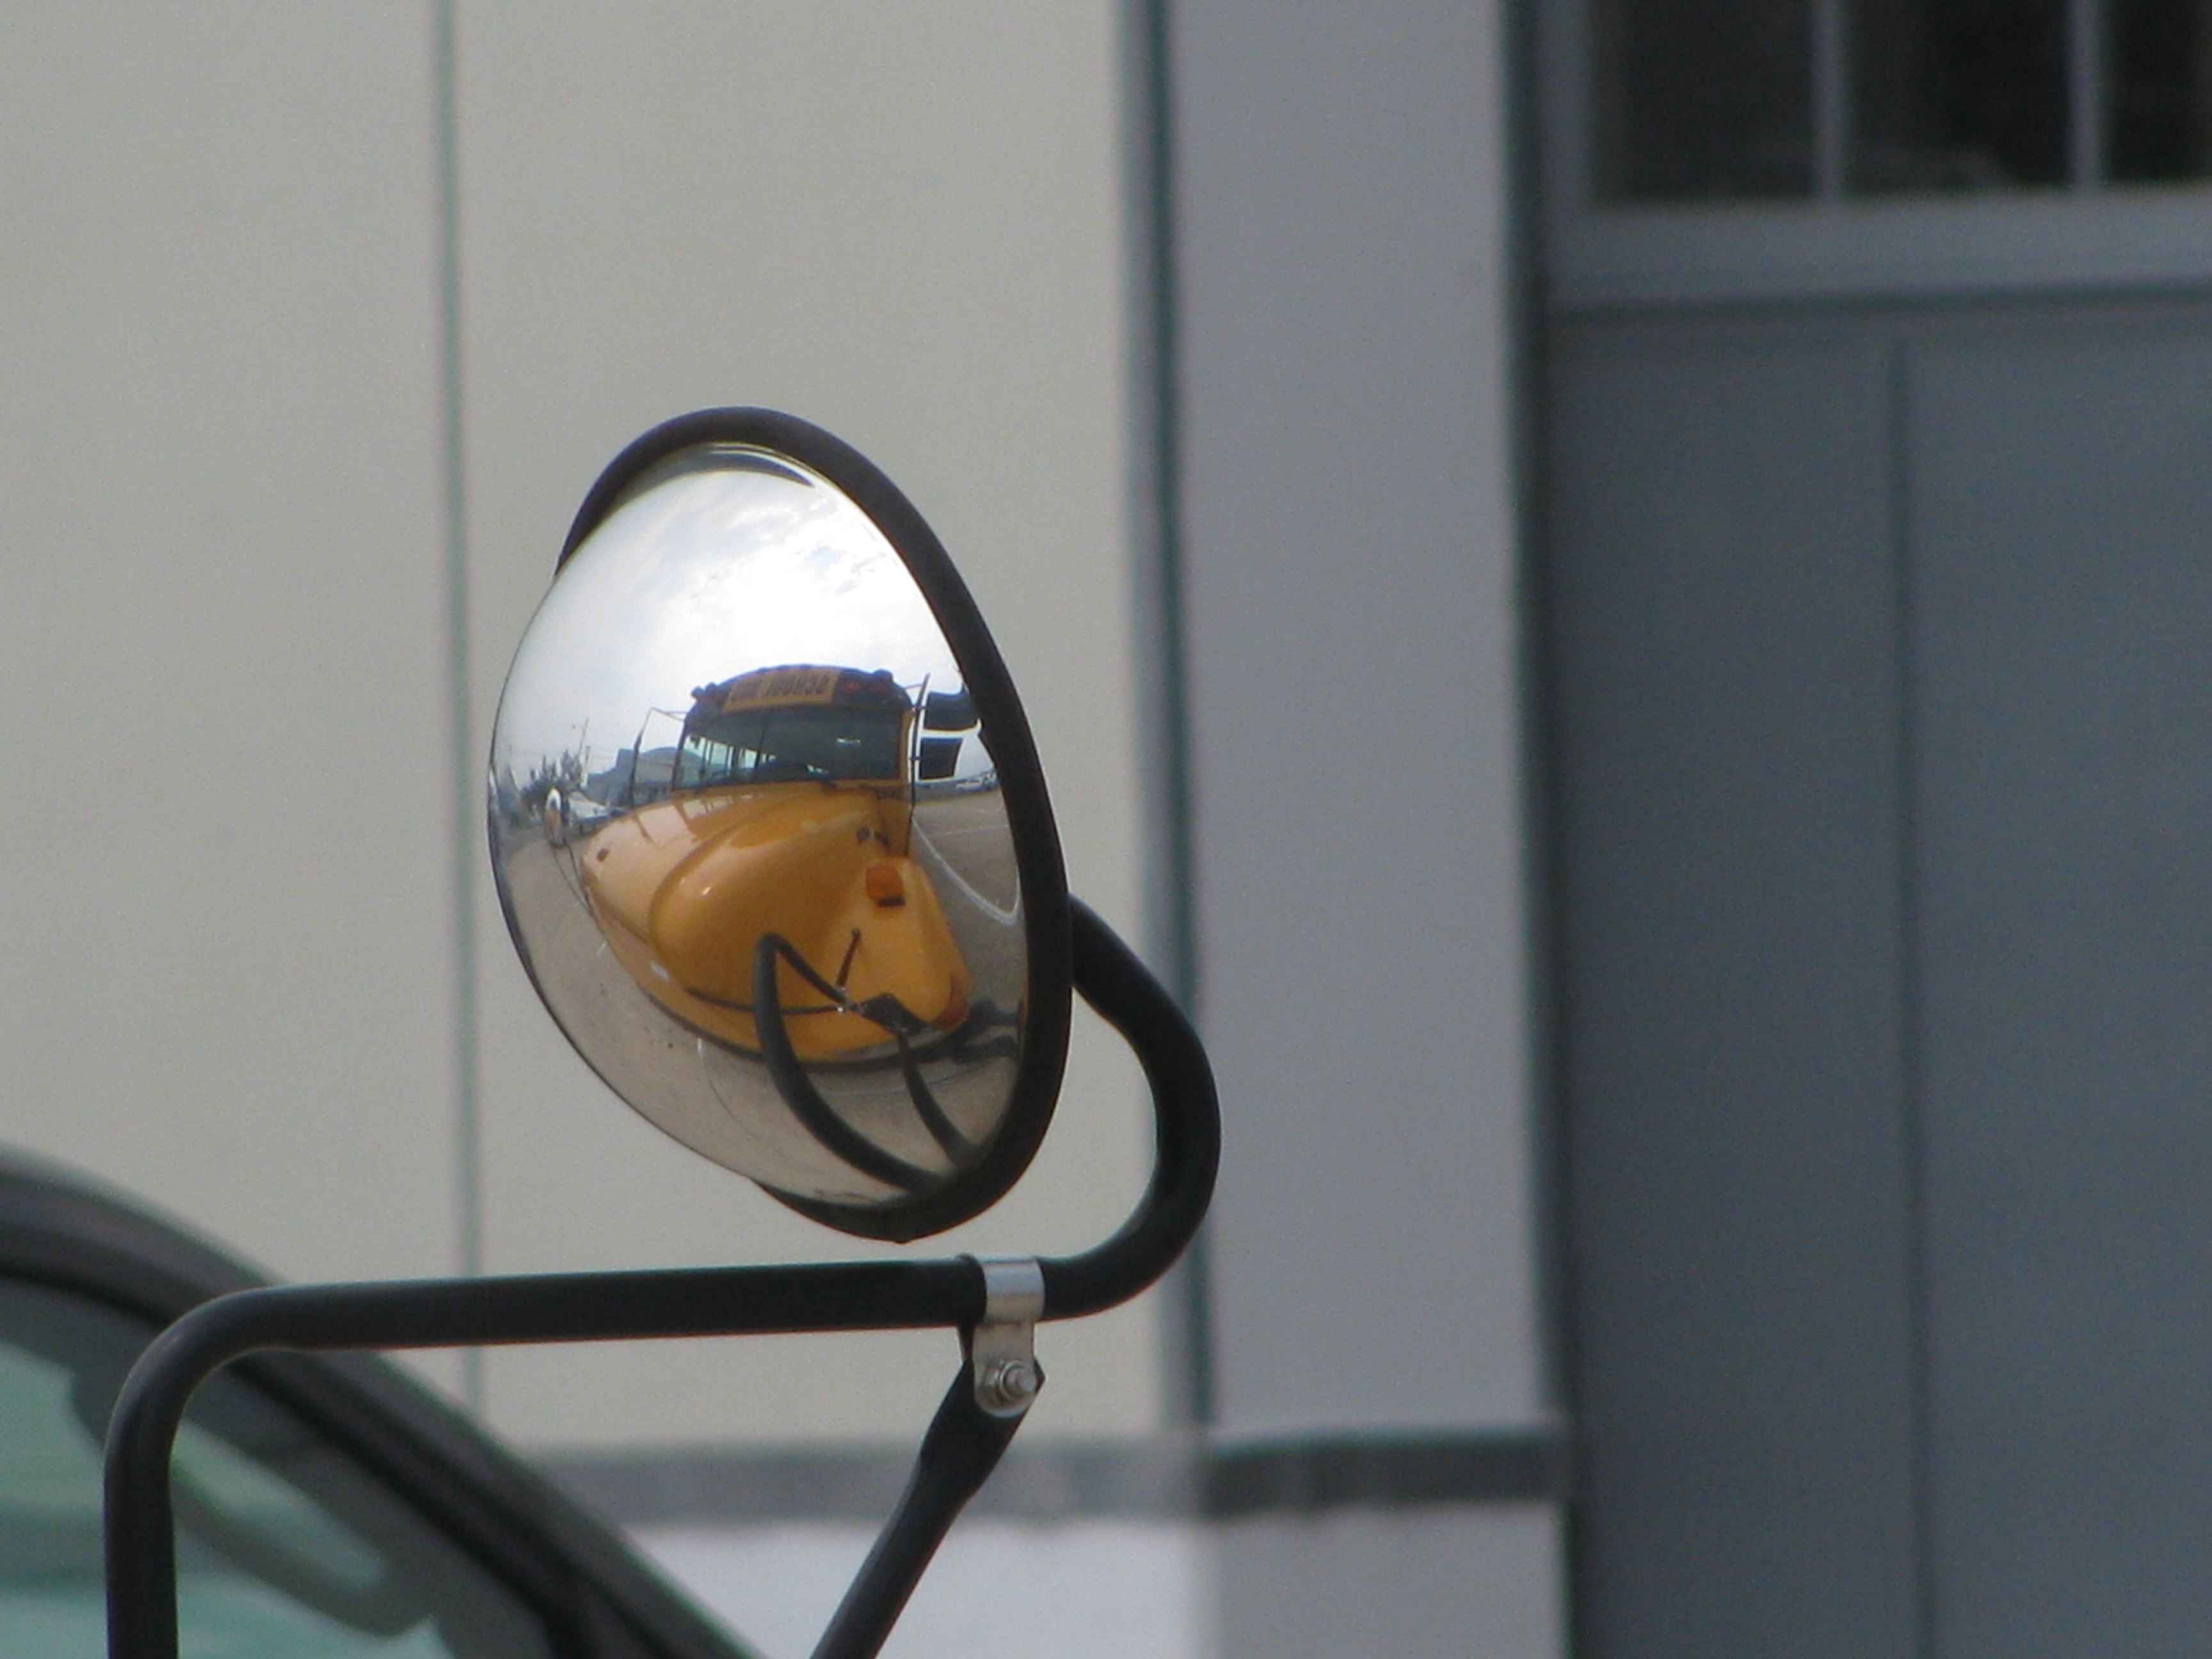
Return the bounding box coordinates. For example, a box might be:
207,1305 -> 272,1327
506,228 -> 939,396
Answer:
1166,0 -> 1555,1647
1908,314 -> 2212,1658
1547,320 -> 1921,1657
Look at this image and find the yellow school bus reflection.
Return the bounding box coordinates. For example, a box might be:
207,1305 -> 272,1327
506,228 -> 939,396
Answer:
577,664 -> 973,1059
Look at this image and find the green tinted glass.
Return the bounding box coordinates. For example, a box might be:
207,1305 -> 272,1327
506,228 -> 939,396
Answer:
0,1282 -> 552,1658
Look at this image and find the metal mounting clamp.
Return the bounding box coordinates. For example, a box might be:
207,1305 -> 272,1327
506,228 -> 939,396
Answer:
966,1255 -> 1045,1418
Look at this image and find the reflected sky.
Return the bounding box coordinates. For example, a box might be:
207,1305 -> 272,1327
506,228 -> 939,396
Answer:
496,451 -> 963,784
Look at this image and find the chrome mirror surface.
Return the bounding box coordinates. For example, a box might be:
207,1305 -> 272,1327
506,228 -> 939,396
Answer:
490,419 -> 1066,1240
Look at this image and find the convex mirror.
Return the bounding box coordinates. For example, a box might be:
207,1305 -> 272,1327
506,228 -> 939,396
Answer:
490,410 -> 1071,1240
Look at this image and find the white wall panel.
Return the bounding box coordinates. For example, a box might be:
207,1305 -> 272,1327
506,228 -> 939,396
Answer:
0,5 -> 462,1301
1214,1507 -> 1561,1659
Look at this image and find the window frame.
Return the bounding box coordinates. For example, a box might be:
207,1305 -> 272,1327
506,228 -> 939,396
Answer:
1539,0 -> 2212,307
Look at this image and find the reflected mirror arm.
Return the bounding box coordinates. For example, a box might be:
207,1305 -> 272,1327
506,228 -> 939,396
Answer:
753,935 -> 940,1193
884,1029 -> 977,1162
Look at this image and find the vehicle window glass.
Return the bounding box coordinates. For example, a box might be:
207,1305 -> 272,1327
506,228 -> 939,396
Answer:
0,1281 -> 555,1659
675,704 -> 905,788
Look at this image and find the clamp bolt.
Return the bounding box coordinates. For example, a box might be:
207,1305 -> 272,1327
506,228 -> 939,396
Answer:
968,1255 -> 1046,1417
979,1357 -> 1042,1411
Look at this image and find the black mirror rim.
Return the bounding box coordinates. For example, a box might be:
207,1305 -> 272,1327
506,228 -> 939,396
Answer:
537,406 -> 1073,1243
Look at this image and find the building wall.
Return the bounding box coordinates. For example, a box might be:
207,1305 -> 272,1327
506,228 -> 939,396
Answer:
0,3 -> 465,1362
0,5 -> 1554,1656
0,0 -> 1157,1445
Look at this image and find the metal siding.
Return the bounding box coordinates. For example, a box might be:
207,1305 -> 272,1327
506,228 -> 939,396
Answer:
1548,295 -> 2212,1656
1546,317 -> 1922,1657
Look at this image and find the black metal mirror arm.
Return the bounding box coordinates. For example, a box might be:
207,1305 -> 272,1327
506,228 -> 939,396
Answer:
104,899 -> 1217,1659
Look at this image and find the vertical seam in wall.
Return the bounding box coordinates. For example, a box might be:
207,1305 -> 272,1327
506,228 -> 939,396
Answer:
1887,332 -> 1937,1659
1131,0 -> 1198,1036
2070,0 -> 2105,188
1511,0 -> 1588,1650
1125,0 -> 1212,1428
433,0 -> 484,1414
1507,0 -> 1573,1436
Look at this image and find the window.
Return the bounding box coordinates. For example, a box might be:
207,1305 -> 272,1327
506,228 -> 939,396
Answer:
0,1281 -> 554,1659
674,704 -> 906,789
1591,0 -> 2212,200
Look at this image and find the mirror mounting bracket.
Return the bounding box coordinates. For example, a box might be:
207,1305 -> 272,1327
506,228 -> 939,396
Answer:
965,1256 -> 1045,1417
104,900 -> 1215,1659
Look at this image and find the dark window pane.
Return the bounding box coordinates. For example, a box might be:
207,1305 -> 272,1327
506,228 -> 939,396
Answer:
0,1282 -> 554,1659
2108,0 -> 2212,180
1854,0 -> 2071,189
1592,0 -> 1815,200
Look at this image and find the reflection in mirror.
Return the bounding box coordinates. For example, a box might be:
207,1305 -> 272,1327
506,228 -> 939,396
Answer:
490,445 -> 1030,1235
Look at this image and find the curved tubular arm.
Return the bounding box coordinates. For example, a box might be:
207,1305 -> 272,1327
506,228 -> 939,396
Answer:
104,900 -> 1216,1659
1039,899 -> 1221,1318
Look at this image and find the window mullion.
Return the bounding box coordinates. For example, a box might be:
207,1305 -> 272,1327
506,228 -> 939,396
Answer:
1815,0 -> 1848,197
2071,0 -> 2106,187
